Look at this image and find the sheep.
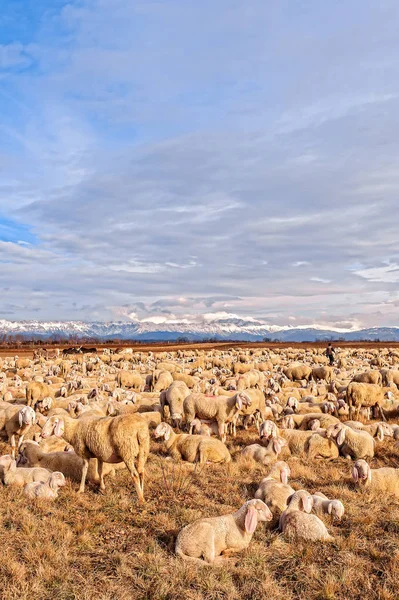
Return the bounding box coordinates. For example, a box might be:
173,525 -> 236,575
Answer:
154,422 -> 231,464
235,389 -> 268,426
311,492 -> 345,521
352,370 -> 382,386
159,381 -> 190,427
241,437 -> 287,466
381,369 -> 399,388
40,413 -> 150,501
326,423 -> 374,460
152,370 -> 174,393
24,471 -> 66,499
259,420 -> 338,460
254,461 -> 294,526
346,382 -> 386,420
283,365 -> 312,382
18,440 -> 123,484
0,454 -> 52,486
26,381 -> 54,407
116,371 -> 144,391
345,421 -> 393,441
312,366 -> 333,383
175,499 -> 272,565
190,418 -> 219,436
183,392 -> 251,442
279,490 -> 334,542
352,459 -> 399,497
0,405 -> 36,458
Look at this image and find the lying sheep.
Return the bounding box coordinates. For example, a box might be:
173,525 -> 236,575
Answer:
254,461 -> 294,526
345,421 -> 393,441
190,418 -> 219,436
311,492 -> 345,521
241,437 -> 287,466
352,459 -> 399,498
279,490 -> 334,542
0,454 -> 52,486
24,471 -> 66,499
0,405 -> 36,458
18,440 -> 123,484
175,499 -> 272,565
326,423 -> 374,460
259,420 -> 338,460
154,422 -> 231,464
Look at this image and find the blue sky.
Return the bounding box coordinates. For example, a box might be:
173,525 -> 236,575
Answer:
1,0 -> 399,327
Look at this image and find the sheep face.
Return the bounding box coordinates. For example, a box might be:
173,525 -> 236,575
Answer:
260,420 -> 278,441
19,407 -> 36,427
352,459 -> 371,484
41,417 -> 65,439
245,499 -> 273,533
49,472 -> 66,491
328,500 -> 345,521
154,422 -> 171,441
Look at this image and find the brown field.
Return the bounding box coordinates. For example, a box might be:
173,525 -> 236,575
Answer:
0,343 -> 398,599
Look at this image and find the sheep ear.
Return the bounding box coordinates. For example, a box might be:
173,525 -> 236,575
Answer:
235,396 -> 243,410
54,419 -> 64,437
281,468 -> 288,485
352,466 -> 359,482
376,425 -> 384,442
18,410 -> 24,427
337,428 -> 346,445
272,438 -> 281,454
164,426 -> 171,442
303,495 -> 313,513
245,505 -> 258,534
328,502 -> 333,515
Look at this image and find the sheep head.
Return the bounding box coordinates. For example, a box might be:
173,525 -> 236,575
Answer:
18,407 -> 36,427
352,459 -> 371,484
41,416 -> 65,439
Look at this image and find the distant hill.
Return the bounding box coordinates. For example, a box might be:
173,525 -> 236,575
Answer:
0,318 -> 398,342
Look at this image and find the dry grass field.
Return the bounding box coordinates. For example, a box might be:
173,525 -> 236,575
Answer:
1,342 -> 399,600
1,430 -> 399,600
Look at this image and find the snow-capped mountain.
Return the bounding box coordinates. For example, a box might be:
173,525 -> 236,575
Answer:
0,318 -> 399,341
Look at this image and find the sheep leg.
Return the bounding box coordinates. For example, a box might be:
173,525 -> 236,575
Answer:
10,434 -> 16,459
78,459 -> 90,493
379,406 -> 387,422
218,421 -> 226,443
97,460 -> 106,492
125,460 -> 145,503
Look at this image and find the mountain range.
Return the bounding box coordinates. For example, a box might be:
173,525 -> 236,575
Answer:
0,318 -> 398,342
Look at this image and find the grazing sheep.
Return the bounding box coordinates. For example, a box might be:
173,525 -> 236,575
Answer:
154,422 -> 231,464
183,392 -> 251,442
346,382 -> 386,420
311,492 -> 345,521
0,454 -> 52,486
279,490 -> 334,542
24,471 -> 66,499
175,499 -> 272,565
352,459 -> 399,498
254,461 -> 294,526
159,381 -> 190,427
241,437 -> 287,466
41,413 -> 150,501
326,423 -> 374,460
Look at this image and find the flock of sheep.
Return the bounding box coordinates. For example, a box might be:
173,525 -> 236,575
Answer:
0,344 -> 399,565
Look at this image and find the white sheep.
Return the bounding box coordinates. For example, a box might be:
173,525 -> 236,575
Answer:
241,437 -> 287,466
311,492 -> 345,521
0,454 -> 52,487
254,461 -> 294,526
175,499 -> 272,565
154,422 -> 231,464
279,490 -> 334,542
352,459 -> 399,498
41,413 -> 150,501
326,423 -> 374,460
24,471 -> 66,499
